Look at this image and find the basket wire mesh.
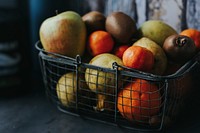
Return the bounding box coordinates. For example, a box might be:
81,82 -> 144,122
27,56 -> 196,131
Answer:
36,41 -> 200,131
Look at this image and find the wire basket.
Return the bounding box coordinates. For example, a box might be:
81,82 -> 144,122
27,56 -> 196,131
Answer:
35,41 -> 200,131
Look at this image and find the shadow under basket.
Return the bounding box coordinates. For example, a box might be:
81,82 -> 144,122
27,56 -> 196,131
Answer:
35,41 -> 200,132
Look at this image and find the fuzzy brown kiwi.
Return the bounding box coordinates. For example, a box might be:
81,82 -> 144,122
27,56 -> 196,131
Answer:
82,11 -> 106,34
163,34 -> 197,64
105,11 -> 137,44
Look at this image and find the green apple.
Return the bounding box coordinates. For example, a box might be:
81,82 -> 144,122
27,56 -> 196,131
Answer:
39,11 -> 86,58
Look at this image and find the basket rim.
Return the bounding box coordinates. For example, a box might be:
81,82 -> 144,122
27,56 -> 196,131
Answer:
35,40 -> 200,81
35,40 -> 79,62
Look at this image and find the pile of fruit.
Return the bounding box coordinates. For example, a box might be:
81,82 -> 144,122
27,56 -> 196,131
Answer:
39,10 -> 200,126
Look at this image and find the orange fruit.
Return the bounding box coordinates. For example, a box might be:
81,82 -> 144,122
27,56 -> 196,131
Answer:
180,28 -> 200,50
87,30 -> 114,56
122,45 -> 154,72
113,45 -> 129,59
117,79 -> 161,122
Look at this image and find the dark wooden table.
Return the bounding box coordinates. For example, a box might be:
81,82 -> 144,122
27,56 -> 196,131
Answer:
1,85 -> 200,133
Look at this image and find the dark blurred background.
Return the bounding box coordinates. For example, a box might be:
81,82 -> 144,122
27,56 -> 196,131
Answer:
0,0 -> 77,96
0,0 -> 99,95
0,0 -> 199,95
0,0 -> 31,96
0,0 -> 109,96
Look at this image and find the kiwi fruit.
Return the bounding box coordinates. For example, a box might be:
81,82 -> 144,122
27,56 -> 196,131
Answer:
105,11 -> 137,44
82,11 -> 106,34
163,34 -> 197,64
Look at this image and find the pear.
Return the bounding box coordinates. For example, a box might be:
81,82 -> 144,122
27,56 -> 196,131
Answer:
39,11 -> 86,58
56,72 -> 89,107
85,53 -> 123,111
138,20 -> 177,47
133,37 -> 167,75
56,72 -> 77,107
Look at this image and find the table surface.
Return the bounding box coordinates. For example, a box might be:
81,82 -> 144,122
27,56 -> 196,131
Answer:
1,85 -> 200,133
